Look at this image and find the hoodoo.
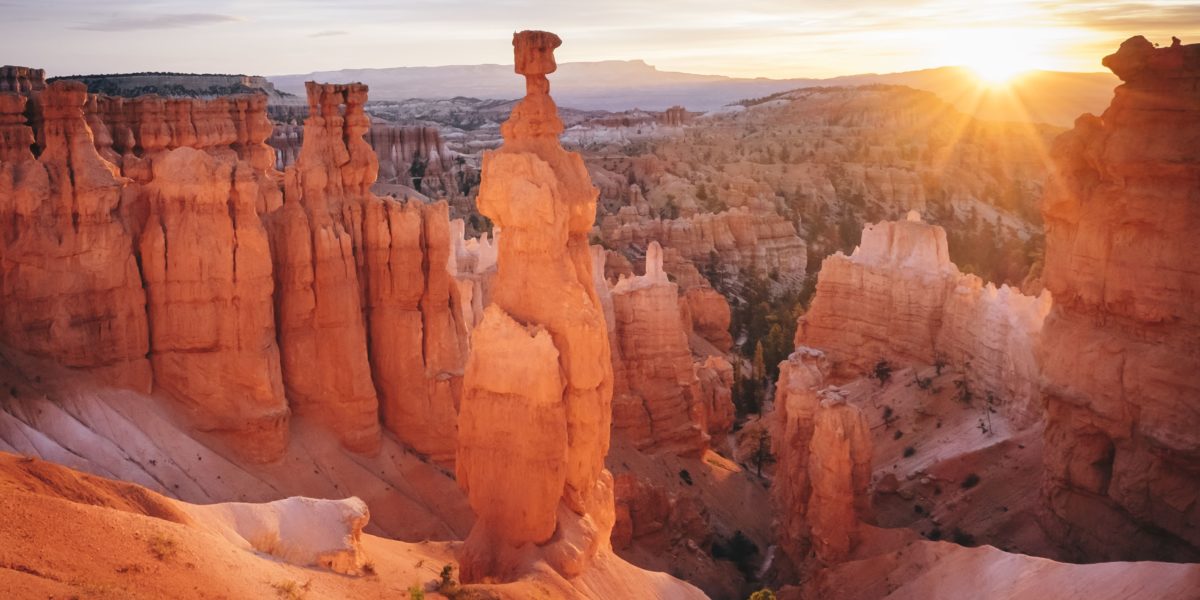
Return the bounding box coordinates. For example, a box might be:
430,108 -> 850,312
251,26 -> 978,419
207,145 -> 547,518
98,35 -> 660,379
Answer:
455,29 -> 617,582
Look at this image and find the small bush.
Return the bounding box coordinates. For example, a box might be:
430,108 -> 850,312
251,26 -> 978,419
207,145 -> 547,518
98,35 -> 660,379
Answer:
882,406 -> 897,428
409,584 -> 425,600
749,589 -> 778,600
914,504 -> 925,515
914,374 -> 933,390
437,564 -> 458,595
961,473 -> 981,489
927,527 -> 943,541
679,469 -> 693,486
272,580 -> 310,600
902,446 -> 916,458
712,530 -> 759,578
951,528 -> 976,546
893,430 -> 904,440
147,534 -> 178,561
873,359 -> 893,385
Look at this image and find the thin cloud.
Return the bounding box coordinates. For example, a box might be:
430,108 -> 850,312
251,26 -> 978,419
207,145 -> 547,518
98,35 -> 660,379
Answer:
1042,1 -> 1200,33
71,13 -> 243,32
308,30 -> 350,38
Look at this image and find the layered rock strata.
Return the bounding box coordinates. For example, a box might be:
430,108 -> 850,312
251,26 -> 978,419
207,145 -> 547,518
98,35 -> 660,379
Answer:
772,347 -> 872,567
0,70 -> 472,463
456,30 -> 616,582
608,242 -> 709,455
0,81 -> 152,391
599,195 -> 807,286
0,65 -> 46,94
271,82 -> 469,458
797,212 -> 1050,424
1038,36 -> 1200,561
139,147 -> 288,460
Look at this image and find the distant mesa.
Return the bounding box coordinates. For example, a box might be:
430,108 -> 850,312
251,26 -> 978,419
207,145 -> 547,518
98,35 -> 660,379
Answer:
46,71 -> 299,102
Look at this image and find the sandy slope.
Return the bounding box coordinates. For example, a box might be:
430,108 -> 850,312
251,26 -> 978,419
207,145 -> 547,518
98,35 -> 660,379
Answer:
0,452 -> 707,599
0,348 -> 474,542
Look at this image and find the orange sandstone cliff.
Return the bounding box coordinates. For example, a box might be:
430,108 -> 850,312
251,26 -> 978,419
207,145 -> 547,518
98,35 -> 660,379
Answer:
608,242 -> 710,455
0,71 -> 472,464
0,81 -> 152,391
798,212 -> 1051,424
1039,35 -> 1200,562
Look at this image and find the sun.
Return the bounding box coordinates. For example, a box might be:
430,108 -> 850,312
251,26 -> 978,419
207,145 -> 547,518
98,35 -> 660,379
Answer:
928,27 -> 1045,87
970,60 -> 1025,86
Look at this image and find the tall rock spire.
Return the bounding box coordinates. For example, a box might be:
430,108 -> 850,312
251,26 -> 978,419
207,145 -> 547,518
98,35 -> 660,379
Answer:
455,30 -> 616,582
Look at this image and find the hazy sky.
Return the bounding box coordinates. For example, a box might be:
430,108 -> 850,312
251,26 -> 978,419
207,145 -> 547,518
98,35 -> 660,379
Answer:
2,0 -> 1197,78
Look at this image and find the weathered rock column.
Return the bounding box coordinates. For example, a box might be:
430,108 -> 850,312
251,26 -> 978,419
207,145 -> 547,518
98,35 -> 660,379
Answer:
773,347 -> 872,567
1039,35 -> 1200,562
456,30 -> 616,582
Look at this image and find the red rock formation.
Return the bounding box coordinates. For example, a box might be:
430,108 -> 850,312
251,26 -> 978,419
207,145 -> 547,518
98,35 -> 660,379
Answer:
682,286 -> 733,352
1038,35 -> 1200,561
2,70 -> 476,463
0,94 -> 32,162
772,347 -> 872,567
368,124 -> 454,191
270,119 -> 465,199
0,81 -> 151,390
696,355 -> 735,439
660,105 -> 689,127
366,198 -> 469,465
139,147 -> 289,461
600,201 -> 808,287
269,82 -> 381,454
798,213 -> 1050,423
609,242 -> 709,455
0,66 -> 45,94
456,30 -> 616,582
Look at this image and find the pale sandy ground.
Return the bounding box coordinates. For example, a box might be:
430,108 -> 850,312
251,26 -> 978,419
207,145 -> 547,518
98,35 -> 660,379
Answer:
839,365 -> 1060,558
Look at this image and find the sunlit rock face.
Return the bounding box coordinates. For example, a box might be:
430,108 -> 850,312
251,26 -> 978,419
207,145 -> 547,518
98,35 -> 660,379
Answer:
0,69 -> 475,463
270,81 -> 471,458
1038,35 -> 1200,562
772,347 -> 872,567
798,213 -> 1050,424
0,81 -> 152,391
608,242 -> 709,455
139,147 -> 289,462
456,30 -> 617,582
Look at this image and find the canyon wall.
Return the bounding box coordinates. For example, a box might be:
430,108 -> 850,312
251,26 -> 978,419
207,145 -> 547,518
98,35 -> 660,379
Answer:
1038,36 -> 1200,562
797,212 -> 1050,424
0,81 -> 152,392
0,65 -> 46,94
0,70 -> 472,464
